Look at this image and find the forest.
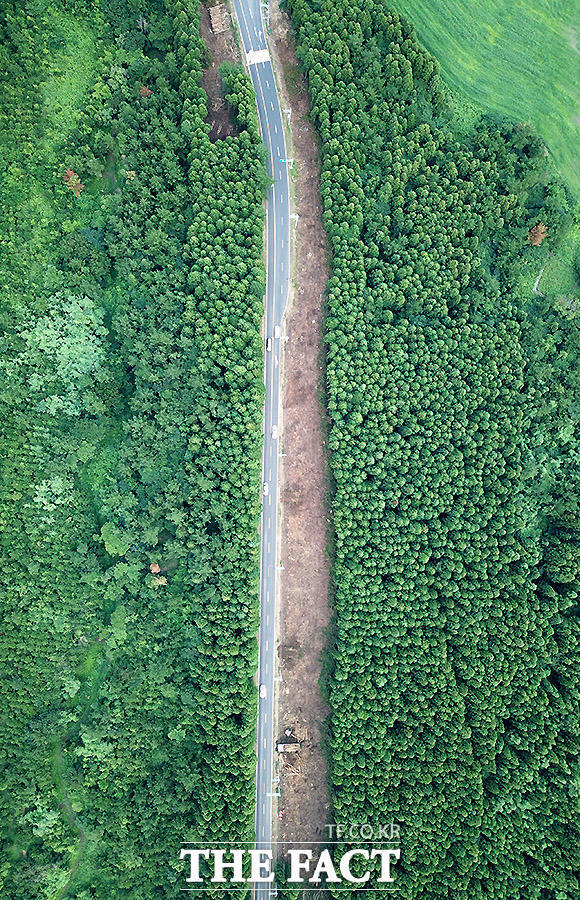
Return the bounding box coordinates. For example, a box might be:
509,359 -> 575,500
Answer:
1,0 -> 578,896
286,0 -> 578,897
0,0 -> 267,896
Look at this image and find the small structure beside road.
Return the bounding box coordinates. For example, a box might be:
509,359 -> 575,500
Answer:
277,741 -> 300,754
209,4 -> 227,33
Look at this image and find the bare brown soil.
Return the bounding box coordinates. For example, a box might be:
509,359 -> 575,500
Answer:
200,3 -> 240,141
270,2 -> 333,852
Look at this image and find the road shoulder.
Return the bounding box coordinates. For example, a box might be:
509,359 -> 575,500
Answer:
270,1 -> 332,849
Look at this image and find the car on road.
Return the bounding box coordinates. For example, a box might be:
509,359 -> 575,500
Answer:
260,684 -> 267,699
266,337 -> 272,351
263,482 -> 269,496
274,325 -> 281,339
271,425 -> 278,439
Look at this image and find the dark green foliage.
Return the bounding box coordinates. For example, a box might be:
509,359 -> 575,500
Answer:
1,0 -> 266,896
274,859 -> 301,900
287,1 -> 578,897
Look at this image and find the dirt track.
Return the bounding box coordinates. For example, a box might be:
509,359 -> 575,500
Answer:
270,1 -> 333,851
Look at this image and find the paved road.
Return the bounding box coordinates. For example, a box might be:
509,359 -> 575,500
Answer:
229,0 -> 290,896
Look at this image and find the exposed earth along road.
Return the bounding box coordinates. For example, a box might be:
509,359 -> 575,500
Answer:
229,0 -> 291,896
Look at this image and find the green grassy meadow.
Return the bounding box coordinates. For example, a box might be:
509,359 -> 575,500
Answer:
0,2 -> 101,287
396,0 -> 579,197
41,11 -> 100,143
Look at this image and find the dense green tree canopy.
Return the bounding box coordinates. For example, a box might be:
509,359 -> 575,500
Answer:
287,0 -> 578,896
0,1 -> 267,896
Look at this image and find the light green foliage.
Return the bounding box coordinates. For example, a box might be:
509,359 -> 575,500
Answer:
540,221 -> 580,295
100,522 -> 130,556
40,8 -> 102,144
394,0 -> 580,196
21,293 -> 110,417
0,0 -> 101,286
394,0 -> 580,309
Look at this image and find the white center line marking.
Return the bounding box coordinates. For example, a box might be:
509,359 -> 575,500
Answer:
236,40 -> 291,851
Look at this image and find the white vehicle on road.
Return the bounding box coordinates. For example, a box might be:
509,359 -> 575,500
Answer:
271,425 -> 278,440
263,482 -> 269,496
259,684 -> 267,699
274,325 -> 281,339
266,337 -> 272,351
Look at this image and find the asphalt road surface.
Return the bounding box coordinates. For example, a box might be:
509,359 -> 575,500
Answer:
229,0 -> 290,896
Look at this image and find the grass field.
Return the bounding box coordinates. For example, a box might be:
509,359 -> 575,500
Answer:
0,4 -> 100,285
41,11 -> 100,143
539,222 -> 580,292
396,0 -> 579,197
